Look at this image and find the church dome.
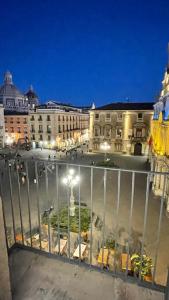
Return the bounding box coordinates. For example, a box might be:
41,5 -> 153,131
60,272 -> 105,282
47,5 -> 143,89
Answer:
0,71 -> 24,98
25,85 -> 38,99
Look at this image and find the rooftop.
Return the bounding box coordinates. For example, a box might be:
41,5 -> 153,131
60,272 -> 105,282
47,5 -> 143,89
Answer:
94,102 -> 154,111
4,111 -> 28,115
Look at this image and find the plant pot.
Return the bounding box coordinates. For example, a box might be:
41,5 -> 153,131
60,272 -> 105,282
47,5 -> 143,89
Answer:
144,274 -> 152,282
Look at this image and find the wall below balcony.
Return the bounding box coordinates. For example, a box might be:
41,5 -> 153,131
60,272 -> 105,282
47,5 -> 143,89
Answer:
9,247 -> 164,300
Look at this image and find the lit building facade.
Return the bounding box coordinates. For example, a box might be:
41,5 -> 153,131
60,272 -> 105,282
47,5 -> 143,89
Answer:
29,105 -> 89,149
89,102 -> 153,155
0,104 -> 5,148
150,66 -> 169,211
0,71 -> 39,111
4,112 -> 30,145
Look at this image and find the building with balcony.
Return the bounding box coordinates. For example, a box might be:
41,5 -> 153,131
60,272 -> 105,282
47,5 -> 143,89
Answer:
89,102 -> 153,155
150,65 -> 169,212
29,105 -> 89,149
0,71 -> 39,112
0,104 -> 5,148
4,111 -> 30,145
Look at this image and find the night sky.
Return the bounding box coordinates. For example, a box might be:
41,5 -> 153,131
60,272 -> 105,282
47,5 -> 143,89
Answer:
0,0 -> 169,107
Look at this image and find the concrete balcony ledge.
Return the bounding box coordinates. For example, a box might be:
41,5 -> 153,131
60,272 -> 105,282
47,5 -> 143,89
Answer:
9,247 -> 164,300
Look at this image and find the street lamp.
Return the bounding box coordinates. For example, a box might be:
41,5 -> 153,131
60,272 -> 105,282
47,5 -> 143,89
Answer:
62,169 -> 80,217
100,141 -> 110,161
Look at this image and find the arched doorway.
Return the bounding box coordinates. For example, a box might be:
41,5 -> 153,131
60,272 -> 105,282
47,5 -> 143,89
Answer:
134,143 -> 142,155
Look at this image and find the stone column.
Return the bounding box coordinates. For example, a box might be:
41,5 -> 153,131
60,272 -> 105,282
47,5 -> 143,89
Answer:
123,112 -> 131,154
0,197 -> 12,300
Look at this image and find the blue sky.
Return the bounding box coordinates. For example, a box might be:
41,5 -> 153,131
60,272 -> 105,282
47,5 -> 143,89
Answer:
0,0 -> 169,107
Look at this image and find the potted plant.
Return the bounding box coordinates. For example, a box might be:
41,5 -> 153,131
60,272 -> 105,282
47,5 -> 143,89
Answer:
131,253 -> 153,281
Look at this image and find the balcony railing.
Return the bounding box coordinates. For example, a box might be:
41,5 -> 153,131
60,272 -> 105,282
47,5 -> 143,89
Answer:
0,159 -> 169,291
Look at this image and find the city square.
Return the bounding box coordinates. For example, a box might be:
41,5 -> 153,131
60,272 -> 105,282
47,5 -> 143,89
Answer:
0,1 -> 169,299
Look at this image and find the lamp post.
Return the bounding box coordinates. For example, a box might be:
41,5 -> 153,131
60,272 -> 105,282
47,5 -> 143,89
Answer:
100,141 -> 110,161
62,169 -> 80,217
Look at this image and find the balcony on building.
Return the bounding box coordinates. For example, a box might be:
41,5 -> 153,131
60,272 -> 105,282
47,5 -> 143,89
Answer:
1,158 -> 169,300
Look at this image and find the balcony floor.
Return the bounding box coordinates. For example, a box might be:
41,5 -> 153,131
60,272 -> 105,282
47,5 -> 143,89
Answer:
9,247 -> 164,300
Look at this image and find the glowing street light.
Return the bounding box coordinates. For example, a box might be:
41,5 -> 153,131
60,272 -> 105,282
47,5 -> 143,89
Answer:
62,169 -> 80,217
100,141 -> 110,161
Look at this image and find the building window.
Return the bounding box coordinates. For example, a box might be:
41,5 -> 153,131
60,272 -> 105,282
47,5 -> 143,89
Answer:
17,118 -> 20,124
66,116 -> 68,121
38,115 -> 42,121
47,115 -> 51,121
23,118 -> 27,124
10,118 -> 13,124
95,114 -> 99,120
58,125 -> 61,133
48,135 -> 51,141
24,128 -> 27,134
17,127 -> 21,133
67,124 -> 68,131
30,115 -> 35,121
58,115 -> 60,121
138,113 -> 143,120
39,125 -> 43,133
47,125 -> 51,133
136,128 -> 142,137
106,113 -> 110,120
105,127 -> 111,137
94,127 -> 99,137
63,125 -> 65,131
39,135 -> 43,141
11,127 -> 14,133
31,125 -> 35,132
5,118 -> 7,123
63,116 -> 64,121
117,113 -> 123,121
116,128 -> 122,138
32,134 -> 35,140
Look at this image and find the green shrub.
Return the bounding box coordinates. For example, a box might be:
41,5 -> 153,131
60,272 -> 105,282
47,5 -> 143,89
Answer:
42,206 -> 91,233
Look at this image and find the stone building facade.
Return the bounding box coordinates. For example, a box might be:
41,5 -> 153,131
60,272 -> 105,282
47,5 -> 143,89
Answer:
150,66 -> 169,212
4,111 -> 30,145
29,105 -> 89,149
89,102 -> 153,155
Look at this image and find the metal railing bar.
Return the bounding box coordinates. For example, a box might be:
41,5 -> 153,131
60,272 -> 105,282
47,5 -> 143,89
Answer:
8,164 -> 16,243
113,169 -> 121,273
152,174 -> 167,284
78,166 -> 81,263
102,169 -> 107,267
12,157 -> 169,176
16,167 -> 24,244
139,173 -> 150,281
25,162 -> 32,247
125,171 -> 135,277
55,164 -> 60,254
45,162 -> 51,253
66,164 -> 71,260
35,161 -> 42,250
90,167 -> 93,266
